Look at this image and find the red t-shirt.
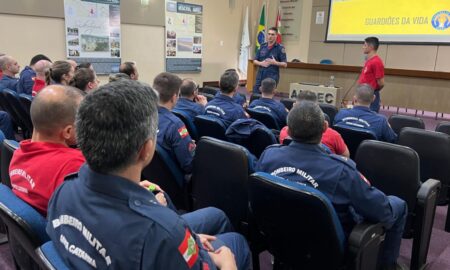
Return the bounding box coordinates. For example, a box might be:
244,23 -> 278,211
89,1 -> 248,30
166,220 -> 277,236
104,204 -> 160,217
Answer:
279,126 -> 348,155
0,69 -> 3,79
32,78 -> 46,97
9,140 -> 85,216
358,55 -> 384,91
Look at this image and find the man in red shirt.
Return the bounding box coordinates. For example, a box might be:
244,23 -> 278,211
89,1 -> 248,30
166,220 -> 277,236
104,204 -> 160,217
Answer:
31,59 -> 52,97
359,37 -> 384,113
279,90 -> 350,157
9,85 -> 85,216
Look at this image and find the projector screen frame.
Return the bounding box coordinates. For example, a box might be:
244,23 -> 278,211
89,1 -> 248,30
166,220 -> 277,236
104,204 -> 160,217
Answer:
324,0 -> 450,45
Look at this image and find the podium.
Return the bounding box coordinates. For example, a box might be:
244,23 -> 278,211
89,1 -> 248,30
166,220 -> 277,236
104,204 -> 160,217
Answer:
289,83 -> 343,107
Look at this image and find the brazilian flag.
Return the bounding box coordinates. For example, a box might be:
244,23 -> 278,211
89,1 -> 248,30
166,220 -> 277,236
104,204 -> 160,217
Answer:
255,4 -> 266,54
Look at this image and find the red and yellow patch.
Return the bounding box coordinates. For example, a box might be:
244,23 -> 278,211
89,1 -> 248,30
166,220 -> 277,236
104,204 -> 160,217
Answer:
178,126 -> 189,139
178,229 -> 199,268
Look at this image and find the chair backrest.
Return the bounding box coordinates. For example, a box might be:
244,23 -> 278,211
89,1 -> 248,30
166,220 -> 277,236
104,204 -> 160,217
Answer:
201,85 -> 219,96
319,103 -> 338,124
202,93 -> 215,102
436,121 -> 450,135
246,108 -> 280,130
333,124 -> 377,160
194,115 -> 227,140
1,139 -> 19,188
0,184 -> 49,269
398,127 -> 450,204
249,93 -> 261,104
388,114 -> 425,135
191,137 -> 253,233
141,144 -> 188,210
172,109 -> 199,141
3,89 -> 33,136
18,94 -> 32,116
320,59 -> 333,64
355,140 -> 421,235
247,128 -> 278,158
280,98 -> 294,111
249,172 -> 345,269
37,241 -> 70,270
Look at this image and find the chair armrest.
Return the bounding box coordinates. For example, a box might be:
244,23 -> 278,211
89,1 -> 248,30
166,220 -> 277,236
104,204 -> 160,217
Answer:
348,222 -> 385,270
417,179 -> 441,205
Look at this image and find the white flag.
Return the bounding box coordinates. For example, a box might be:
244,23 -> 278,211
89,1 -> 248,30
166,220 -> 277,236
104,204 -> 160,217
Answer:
238,6 -> 250,77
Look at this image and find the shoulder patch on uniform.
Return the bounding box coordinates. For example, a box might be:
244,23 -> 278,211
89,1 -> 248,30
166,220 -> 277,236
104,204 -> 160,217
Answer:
178,229 -> 199,268
359,173 -> 371,186
178,126 -> 189,139
281,47 -> 286,54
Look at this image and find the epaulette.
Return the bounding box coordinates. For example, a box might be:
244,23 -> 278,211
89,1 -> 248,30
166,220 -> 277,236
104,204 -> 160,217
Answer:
329,154 -> 357,170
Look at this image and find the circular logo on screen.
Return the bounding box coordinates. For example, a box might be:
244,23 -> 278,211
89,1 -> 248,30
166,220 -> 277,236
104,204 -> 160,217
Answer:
432,11 -> 450,30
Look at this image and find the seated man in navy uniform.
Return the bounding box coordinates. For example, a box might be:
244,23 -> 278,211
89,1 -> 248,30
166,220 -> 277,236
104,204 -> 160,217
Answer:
46,79 -> 251,270
174,78 -> 207,122
256,101 -> 407,270
334,84 -> 397,143
205,70 -> 248,127
0,55 -> 20,91
213,69 -> 246,107
153,72 -> 196,175
252,27 -> 287,94
248,77 -> 288,128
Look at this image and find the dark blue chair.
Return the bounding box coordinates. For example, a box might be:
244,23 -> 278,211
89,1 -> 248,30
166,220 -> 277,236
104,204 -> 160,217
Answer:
19,94 -> 33,117
201,85 -> 219,96
436,121 -> 450,135
249,172 -> 385,270
191,137 -> 255,235
398,127 -> 450,233
355,140 -> 441,270
388,114 -> 425,135
319,103 -> 338,125
246,108 -> 280,130
280,98 -> 295,111
172,109 -> 199,141
0,183 -> 49,269
141,144 -> 188,211
320,59 -> 333,64
201,93 -> 215,102
194,115 -> 227,141
333,124 -> 377,160
3,89 -> 33,138
37,241 -> 70,270
1,139 -> 19,188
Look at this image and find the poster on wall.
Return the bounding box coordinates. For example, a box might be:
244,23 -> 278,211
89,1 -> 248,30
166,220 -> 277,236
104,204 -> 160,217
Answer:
165,0 -> 203,73
64,0 -> 121,74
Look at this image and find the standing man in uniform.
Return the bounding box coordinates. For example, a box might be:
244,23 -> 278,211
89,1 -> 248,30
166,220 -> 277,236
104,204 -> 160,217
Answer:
253,27 -> 287,94
359,36 -> 384,112
256,101 -> 407,270
46,80 -> 251,269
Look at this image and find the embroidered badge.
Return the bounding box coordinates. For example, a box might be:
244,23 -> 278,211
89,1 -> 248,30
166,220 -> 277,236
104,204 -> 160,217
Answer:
178,126 -> 189,139
178,229 -> 199,268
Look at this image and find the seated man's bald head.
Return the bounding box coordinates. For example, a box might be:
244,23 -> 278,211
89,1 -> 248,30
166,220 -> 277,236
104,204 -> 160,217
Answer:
31,85 -> 84,137
34,60 -> 52,77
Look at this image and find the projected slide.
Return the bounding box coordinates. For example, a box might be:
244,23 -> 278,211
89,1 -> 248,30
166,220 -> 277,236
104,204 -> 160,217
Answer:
326,0 -> 450,43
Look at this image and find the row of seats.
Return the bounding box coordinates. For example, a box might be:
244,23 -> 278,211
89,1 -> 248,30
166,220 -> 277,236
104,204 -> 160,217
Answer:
142,136 -> 439,270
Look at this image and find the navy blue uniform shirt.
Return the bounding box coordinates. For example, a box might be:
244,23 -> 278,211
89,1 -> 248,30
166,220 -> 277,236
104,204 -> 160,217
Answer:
158,106 -> 195,174
0,75 -> 19,92
214,92 -> 246,107
46,165 -> 217,269
174,97 -> 204,123
333,106 -> 397,143
256,142 -> 401,234
255,43 -> 287,83
17,66 -> 36,95
249,97 -> 288,127
204,94 -> 247,127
